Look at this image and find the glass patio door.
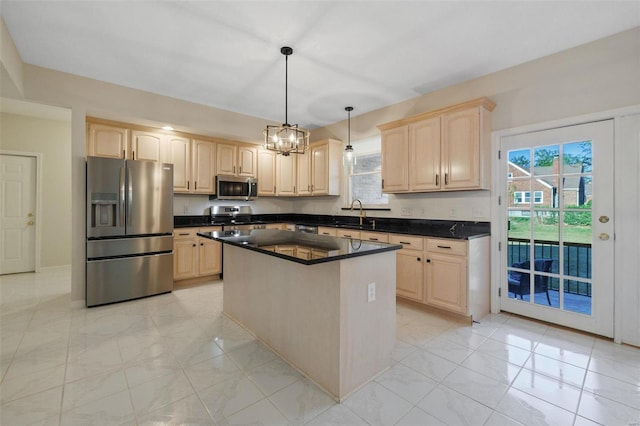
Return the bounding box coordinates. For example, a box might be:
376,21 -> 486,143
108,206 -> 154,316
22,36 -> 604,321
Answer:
500,120 -> 614,337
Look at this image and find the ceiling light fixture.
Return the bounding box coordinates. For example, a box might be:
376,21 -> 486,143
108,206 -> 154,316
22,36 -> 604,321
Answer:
343,106 -> 355,169
263,46 -> 310,156
161,125 -> 174,131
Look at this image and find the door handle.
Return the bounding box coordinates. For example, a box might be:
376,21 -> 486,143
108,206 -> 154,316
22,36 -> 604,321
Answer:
27,221 -> 34,226
599,216 -> 610,223
599,233 -> 610,241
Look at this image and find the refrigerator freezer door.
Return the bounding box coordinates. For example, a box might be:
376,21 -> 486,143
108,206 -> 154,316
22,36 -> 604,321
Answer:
87,157 -> 126,238
86,252 -> 173,307
126,160 -> 173,235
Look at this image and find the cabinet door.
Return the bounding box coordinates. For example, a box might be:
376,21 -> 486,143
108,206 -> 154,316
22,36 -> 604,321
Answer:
381,126 -> 409,192
257,149 -> 276,196
87,123 -> 129,159
238,146 -> 257,177
295,247 -> 311,260
277,154 -> 297,196
169,137 -> 191,193
396,250 -> 424,301
410,117 -> 441,191
311,143 -> 329,195
192,140 -> 215,194
297,151 -> 312,195
425,253 -> 467,314
442,108 -> 480,189
131,130 -> 165,162
216,143 -> 237,175
199,238 -> 222,275
174,237 -> 197,280
276,246 -> 296,256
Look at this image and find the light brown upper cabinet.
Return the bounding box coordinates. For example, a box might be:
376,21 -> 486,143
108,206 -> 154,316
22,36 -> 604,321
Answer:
130,130 -> 171,162
87,122 -> 129,159
295,138 -> 342,196
296,150 -> 312,196
168,138 -> 215,194
257,149 -> 277,196
276,153 -> 297,196
217,143 -> 257,178
378,97 -> 495,193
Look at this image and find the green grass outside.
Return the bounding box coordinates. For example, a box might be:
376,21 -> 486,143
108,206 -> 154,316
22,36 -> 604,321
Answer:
508,219 -> 592,244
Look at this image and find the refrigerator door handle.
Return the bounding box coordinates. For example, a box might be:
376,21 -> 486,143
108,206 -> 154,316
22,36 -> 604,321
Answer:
119,166 -> 126,227
127,167 -> 133,227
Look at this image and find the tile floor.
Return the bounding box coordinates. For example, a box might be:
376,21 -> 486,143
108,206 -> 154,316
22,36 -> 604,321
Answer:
1,267 -> 639,425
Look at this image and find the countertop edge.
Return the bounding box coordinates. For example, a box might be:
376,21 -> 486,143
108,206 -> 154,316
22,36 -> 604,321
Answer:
198,232 -> 403,265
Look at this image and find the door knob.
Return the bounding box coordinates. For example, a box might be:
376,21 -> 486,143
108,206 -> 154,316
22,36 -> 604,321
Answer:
598,216 -> 609,223
598,233 -> 610,241
27,213 -> 33,217
27,221 -> 34,226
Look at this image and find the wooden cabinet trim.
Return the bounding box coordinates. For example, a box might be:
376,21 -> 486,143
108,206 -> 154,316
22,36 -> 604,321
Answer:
377,97 -> 495,131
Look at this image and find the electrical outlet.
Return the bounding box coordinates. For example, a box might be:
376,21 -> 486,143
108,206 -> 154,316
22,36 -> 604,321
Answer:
450,208 -> 457,218
183,205 -> 190,214
367,282 -> 376,303
401,207 -> 412,217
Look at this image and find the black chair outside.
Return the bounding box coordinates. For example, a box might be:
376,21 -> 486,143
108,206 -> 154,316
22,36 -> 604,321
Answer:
508,258 -> 555,305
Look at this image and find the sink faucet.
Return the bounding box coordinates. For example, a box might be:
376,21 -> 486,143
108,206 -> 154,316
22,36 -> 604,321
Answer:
350,199 -> 366,226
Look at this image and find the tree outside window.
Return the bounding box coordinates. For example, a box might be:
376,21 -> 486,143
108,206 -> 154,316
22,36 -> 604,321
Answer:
346,137 -> 388,206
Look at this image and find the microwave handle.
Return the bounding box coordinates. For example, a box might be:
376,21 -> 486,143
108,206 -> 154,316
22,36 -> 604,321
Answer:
246,178 -> 251,201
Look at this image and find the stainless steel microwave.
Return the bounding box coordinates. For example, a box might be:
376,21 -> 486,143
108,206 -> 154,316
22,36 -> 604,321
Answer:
215,175 -> 258,200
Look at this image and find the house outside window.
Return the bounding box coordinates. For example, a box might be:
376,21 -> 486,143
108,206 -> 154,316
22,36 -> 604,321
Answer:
514,191 -> 543,204
347,137 -> 388,206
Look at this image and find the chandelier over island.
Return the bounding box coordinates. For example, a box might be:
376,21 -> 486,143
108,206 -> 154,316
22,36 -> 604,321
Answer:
263,46 -> 310,156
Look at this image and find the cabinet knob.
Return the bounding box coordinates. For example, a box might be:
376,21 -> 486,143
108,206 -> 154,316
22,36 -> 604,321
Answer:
426,259 -> 431,263
417,257 -> 421,261
200,243 -> 204,246
192,244 -> 196,247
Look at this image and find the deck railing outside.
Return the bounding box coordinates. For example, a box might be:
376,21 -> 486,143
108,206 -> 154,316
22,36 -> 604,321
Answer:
507,238 -> 592,296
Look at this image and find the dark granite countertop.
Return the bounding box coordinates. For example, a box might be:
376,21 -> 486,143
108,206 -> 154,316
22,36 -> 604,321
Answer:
198,229 -> 402,265
176,214 -> 490,240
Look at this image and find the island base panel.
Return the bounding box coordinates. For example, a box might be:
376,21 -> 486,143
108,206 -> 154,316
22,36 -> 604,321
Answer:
222,245 -> 396,401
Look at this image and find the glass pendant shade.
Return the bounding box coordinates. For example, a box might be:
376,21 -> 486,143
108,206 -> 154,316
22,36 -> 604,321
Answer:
343,106 -> 356,168
263,46 -> 310,156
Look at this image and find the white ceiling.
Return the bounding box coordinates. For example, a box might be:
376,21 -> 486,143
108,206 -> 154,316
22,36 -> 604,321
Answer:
2,1 -> 639,129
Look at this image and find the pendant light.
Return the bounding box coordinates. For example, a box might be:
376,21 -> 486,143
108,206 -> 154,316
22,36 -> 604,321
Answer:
343,106 -> 356,168
263,46 -> 310,156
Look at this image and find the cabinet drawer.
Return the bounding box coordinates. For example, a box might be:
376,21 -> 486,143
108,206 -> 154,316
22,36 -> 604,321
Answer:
336,229 -> 361,239
389,234 -> 424,250
360,231 -> 389,243
174,229 -> 197,239
318,226 -> 337,236
426,238 -> 467,256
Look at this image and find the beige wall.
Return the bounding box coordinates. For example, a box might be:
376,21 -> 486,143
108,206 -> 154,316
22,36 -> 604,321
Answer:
0,112 -> 71,268
0,18 -> 24,98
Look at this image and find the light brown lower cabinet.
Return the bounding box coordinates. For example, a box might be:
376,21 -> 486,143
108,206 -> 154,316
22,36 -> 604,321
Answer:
391,234 -> 490,321
173,227 -> 222,282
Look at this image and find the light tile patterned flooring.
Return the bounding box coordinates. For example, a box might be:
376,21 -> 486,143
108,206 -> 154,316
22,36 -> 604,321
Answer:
1,268 -> 639,425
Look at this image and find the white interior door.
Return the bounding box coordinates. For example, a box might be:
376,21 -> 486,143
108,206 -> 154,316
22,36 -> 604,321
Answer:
499,120 -> 614,337
1,154 -> 37,274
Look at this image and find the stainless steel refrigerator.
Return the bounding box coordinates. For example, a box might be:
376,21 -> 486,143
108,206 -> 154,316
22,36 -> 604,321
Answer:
86,156 -> 173,307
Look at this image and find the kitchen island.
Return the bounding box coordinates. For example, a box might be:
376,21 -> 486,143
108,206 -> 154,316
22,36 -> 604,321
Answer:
198,229 -> 401,401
